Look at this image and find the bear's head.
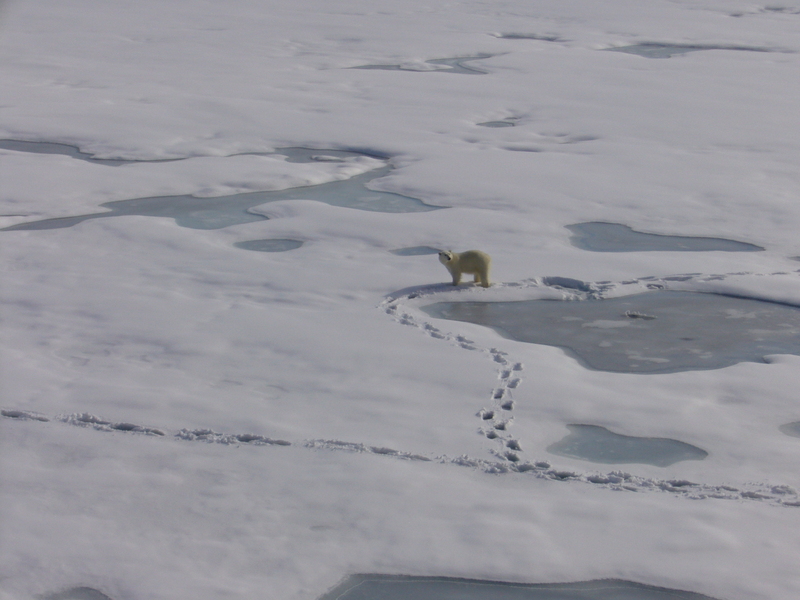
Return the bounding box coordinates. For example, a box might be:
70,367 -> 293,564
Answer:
438,251 -> 454,266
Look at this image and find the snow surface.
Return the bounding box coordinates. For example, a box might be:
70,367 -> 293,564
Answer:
2,1 -> 800,599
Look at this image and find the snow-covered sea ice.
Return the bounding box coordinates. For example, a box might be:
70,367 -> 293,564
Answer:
2,0 -> 800,599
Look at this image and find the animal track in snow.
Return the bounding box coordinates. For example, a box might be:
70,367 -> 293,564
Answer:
1,409 -> 49,422
3,407 -> 798,506
305,439 -> 431,461
5,271 -> 798,509
63,412 -> 167,436
506,439 -> 522,451
381,291 -> 527,461
2,409 -> 291,446
176,428 -> 291,446
380,270 -> 800,503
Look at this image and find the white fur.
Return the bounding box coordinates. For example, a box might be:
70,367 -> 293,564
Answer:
438,250 -> 491,288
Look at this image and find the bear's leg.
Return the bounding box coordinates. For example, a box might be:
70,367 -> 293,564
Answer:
452,272 -> 461,285
479,269 -> 490,288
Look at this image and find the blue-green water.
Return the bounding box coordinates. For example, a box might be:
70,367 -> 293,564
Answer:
547,425 -> 707,467
566,222 -> 763,253
422,291 -> 800,374
2,148 -> 444,232
318,575 -> 719,600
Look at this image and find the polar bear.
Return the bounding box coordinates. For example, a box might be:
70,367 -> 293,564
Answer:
438,250 -> 491,288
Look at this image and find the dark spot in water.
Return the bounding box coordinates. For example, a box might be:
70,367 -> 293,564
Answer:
547,424 -> 708,467
421,291 -> 800,374
566,222 -> 764,252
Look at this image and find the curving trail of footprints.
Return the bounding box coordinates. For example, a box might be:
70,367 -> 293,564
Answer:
3,269 -> 800,507
382,292 -> 527,462
379,269 -> 800,506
